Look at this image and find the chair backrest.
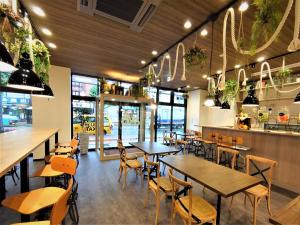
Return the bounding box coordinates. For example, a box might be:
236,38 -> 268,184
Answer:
246,155 -> 278,191
175,139 -> 188,155
144,155 -> 160,186
70,138 -> 79,149
194,131 -> 202,137
217,147 -> 239,169
117,139 -> 126,162
51,157 -> 77,176
50,178 -> 73,225
168,169 -> 194,224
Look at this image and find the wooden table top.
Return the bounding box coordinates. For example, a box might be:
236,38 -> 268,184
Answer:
130,142 -> 179,155
0,127 -> 59,177
159,155 -> 261,197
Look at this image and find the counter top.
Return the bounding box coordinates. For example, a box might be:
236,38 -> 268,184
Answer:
203,126 -> 300,138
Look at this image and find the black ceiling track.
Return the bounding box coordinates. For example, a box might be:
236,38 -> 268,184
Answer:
141,0 -> 239,69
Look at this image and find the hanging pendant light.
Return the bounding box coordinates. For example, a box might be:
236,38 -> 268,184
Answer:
211,94 -> 222,109
0,41 -> 17,73
7,52 -> 44,91
294,91 -> 300,104
204,95 -> 215,107
221,101 -> 230,109
32,84 -> 54,98
242,86 -> 259,107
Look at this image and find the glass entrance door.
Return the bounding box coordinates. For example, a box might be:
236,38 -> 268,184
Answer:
121,105 -> 140,146
103,103 -> 119,149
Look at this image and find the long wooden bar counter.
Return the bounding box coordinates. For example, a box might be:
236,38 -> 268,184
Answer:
202,126 -> 300,193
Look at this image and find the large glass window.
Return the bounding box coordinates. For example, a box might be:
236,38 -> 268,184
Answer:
157,105 -> 172,142
121,105 -> 140,145
174,92 -> 185,105
172,106 -> 185,133
103,103 -> 119,149
72,75 -> 98,97
0,92 -> 32,133
72,100 -> 96,149
159,90 -> 171,103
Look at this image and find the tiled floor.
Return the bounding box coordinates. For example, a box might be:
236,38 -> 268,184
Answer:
0,151 -> 293,225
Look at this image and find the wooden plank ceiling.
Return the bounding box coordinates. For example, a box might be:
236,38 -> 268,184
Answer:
21,0 -> 299,90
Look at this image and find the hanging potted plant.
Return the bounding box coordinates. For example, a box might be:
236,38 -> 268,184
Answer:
250,0 -> 283,53
222,79 -> 239,103
183,46 -> 207,68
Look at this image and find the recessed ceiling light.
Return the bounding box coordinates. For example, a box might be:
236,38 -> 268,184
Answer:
200,29 -> 208,36
112,98 -> 115,101
41,28 -> 52,36
48,42 -> 57,49
207,77 -> 212,80
167,76 -> 171,82
257,56 -> 265,62
32,6 -> 46,17
153,63 -> 158,67
156,79 -> 160,83
234,64 -> 241,69
262,73 -> 267,78
186,85 -> 190,88
184,20 -> 192,29
217,70 -> 222,74
239,2 -> 249,12
134,100 -> 138,103
141,60 -> 146,65
202,74 -> 208,79
177,87 -> 181,91
165,54 -> 170,59
152,50 -> 158,56
152,81 -> 155,85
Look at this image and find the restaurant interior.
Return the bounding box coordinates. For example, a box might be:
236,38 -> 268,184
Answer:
1,0 -> 300,224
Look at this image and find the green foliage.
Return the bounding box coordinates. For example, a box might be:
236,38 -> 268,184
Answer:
275,68 -> 292,86
145,72 -> 154,83
251,0 -> 283,53
89,85 -> 98,97
183,46 -> 207,68
222,79 -> 238,102
21,40 -> 50,84
0,72 -> 10,86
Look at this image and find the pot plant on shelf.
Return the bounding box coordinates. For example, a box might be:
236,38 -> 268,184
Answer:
275,68 -> 292,87
183,46 -> 207,69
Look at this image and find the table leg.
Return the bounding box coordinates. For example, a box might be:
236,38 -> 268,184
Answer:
0,176 -> 5,205
45,139 -> 50,185
20,156 -> 30,222
216,194 -> 222,225
184,176 -> 187,196
55,132 -> 58,145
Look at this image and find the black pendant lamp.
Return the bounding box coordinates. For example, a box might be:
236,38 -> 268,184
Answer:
7,52 -> 44,91
294,91 -> 300,104
32,84 -> 54,98
242,86 -> 259,107
0,41 -> 17,72
211,95 -> 222,108
221,101 -> 230,109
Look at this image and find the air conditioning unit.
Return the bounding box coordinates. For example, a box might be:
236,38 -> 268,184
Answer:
77,0 -> 161,32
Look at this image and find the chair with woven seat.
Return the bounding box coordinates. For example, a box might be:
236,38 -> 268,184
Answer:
2,157 -> 76,222
168,169 -> 217,225
117,140 -> 143,190
175,139 -> 188,155
144,155 -> 173,225
243,155 -> 278,225
11,173 -> 73,225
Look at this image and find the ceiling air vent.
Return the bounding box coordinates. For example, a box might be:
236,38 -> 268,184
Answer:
77,0 -> 161,32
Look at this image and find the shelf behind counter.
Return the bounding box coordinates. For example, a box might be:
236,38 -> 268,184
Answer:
202,126 -> 300,193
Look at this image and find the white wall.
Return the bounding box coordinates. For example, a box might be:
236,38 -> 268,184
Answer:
32,65 -> 71,159
187,89 -> 236,131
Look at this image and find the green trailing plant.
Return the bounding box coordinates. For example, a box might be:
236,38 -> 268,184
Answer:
251,0 -> 283,53
21,39 -> 50,84
183,46 -> 207,68
222,79 -> 239,102
145,72 -> 154,85
275,68 -> 292,86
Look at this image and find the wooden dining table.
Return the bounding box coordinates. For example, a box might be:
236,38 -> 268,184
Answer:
159,155 -> 261,225
0,127 -> 59,222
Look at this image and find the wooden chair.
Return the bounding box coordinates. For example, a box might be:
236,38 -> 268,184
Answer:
175,139 -> 188,155
11,176 -> 73,225
269,195 -> 300,225
217,147 -> 239,169
163,131 -> 175,146
2,157 -> 76,219
144,155 -> 173,225
168,169 -> 217,225
243,155 -> 278,225
117,140 -> 143,190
